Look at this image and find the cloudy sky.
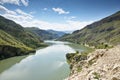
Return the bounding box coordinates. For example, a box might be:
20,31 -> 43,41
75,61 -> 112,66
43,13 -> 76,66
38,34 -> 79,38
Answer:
0,0 -> 120,31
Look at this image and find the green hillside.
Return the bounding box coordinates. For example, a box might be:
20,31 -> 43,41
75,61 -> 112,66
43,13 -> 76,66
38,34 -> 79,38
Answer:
0,30 -> 34,59
25,27 -> 59,40
0,16 -> 46,60
0,16 -> 44,48
58,11 -> 120,48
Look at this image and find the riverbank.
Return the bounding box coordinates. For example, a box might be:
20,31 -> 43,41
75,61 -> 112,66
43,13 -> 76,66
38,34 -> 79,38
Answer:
0,45 -> 36,60
66,45 -> 120,80
0,43 -> 48,60
0,41 -> 75,80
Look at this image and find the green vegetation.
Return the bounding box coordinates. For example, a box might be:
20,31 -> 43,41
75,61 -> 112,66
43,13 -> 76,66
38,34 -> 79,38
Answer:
47,29 -> 66,37
93,72 -> 100,80
0,16 -> 47,60
58,11 -> 120,48
0,30 -> 32,49
0,30 -> 35,60
66,48 -> 94,64
0,16 -> 44,48
66,51 -> 91,73
77,67 -> 82,72
66,51 -> 78,64
95,42 -> 113,49
88,59 -> 95,66
25,27 -> 66,40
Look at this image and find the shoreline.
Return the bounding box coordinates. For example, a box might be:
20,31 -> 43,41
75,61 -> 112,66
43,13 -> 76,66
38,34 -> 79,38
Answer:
0,44 -> 48,60
66,45 -> 120,80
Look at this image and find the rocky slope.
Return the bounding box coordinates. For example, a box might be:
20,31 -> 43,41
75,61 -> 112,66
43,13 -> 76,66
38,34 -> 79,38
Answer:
64,11 -> 120,80
66,45 -> 120,80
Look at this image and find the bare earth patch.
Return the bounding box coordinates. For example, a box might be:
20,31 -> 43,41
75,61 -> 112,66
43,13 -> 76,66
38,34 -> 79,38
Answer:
66,45 -> 120,80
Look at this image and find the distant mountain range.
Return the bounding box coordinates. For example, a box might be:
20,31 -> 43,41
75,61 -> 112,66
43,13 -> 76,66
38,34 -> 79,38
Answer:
47,29 -> 66,37
25,28 -> 66,40
58,11 -> 120,47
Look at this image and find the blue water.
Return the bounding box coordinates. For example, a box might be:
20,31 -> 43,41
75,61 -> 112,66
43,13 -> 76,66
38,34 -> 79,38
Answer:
0,41 -> 77,80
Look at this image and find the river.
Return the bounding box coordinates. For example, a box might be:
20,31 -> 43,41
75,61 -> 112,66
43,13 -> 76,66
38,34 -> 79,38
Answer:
0,41 -> 90,80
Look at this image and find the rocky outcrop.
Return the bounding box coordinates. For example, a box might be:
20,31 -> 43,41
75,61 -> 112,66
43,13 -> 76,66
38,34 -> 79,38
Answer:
0,45 -> 36,60
66,45 -> 120,80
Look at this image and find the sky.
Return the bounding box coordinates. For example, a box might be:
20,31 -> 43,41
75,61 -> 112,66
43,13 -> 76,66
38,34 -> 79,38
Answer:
0,0 -> 120,31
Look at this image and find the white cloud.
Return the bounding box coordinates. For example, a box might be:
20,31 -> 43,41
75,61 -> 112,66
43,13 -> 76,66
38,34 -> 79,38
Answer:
0,5 -> 33,25
2,13 -> 31,21
0,0 -> 29,6
24,20 -> 71,31
0,0 -> 20,5
52,8 -> 69,14
21,0 -> 28,6
21,20 -> 93,31
43,8 -> 47,11
64,16 -> 76,20
0,5 -> 93,31
30,11 -> 36,14
16,9 -> 33,18
67,20 -> 93,30
69,16 -> 76,19
0,5 -> 16,15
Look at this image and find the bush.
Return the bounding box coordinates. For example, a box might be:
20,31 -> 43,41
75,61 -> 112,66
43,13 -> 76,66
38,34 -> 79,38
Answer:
95,42 -> 113,49
93,72 -> 100,80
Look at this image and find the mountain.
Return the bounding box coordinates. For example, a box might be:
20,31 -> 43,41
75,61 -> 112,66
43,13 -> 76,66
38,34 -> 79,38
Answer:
25,27 -> 65,40
0,16 -> 46,60
58,11 -> 120,47
47,29 -> 66,37
0,16 -> 45,48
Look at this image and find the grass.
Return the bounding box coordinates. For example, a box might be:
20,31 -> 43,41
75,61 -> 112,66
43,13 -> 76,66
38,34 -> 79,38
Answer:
58,17 -> 120,48
94,42 -> 113,49
77,67 -> 82,72
0,30 -> 35,59
0,30 -> 32,49
93,72 -> 100,80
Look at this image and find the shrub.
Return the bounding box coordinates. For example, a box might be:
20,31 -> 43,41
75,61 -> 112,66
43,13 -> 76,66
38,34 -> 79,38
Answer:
93,72 -> 100,80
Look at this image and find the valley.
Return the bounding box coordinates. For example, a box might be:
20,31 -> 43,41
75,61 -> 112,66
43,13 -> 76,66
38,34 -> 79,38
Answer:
0,1 -> 120,80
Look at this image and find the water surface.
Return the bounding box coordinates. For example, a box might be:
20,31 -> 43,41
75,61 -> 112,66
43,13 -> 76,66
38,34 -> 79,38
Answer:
0,41 -> 88,80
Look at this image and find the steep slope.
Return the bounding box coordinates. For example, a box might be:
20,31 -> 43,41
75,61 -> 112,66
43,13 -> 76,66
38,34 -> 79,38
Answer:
25,27 -> 59,40
0,30 -> 30,48
0,16 -> 46,60
0,30 -> 34,59
58,11 -> 120,46
0,16 -> 43,48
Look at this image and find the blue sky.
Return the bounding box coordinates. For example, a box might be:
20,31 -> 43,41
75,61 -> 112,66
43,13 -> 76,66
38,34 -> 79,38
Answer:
0,0 -> 120,31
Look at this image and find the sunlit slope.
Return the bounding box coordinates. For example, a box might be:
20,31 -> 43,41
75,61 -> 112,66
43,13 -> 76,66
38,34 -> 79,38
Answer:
58,11 -> 120,46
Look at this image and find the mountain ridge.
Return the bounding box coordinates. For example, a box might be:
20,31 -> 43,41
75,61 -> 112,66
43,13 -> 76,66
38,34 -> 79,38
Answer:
25,27 -> 59,40
0,15 -> 47,60
58,11 -> 120,47
47,29 -> 66,37
25,27 -> 66,40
